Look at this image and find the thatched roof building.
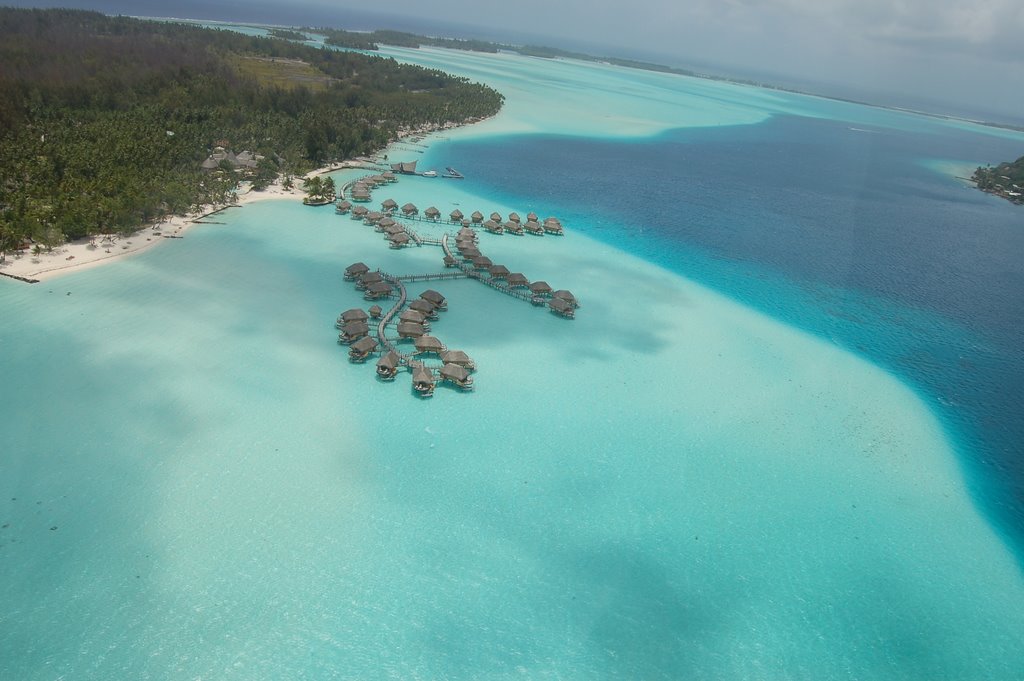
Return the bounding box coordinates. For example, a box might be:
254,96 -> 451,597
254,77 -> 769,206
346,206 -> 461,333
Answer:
443,255 -> 458,268
340,320 -> 369,340
348,336 -> 378,361
382,171 -> 397,182
450,209 -> 464,221
388,233 -> 411,248
488,265 -> 510,279
529,281 -> 552,295
411,363 -> 435,395
397,321 -> 427,338
376,350 -> 401,379
470,211 -> 484,223
489,212 -> 502,222
425,206 -> 441,219
508,212 -> 521,223
483,220 -> 503,234
401,203 -> 418,216
364,281 -> 393,299
419,290 -> 447,308
409,299 -> 439,317
368,304 -> 383,318
351,205 -> 369,217
552,290 -> 578,307
335,199 -> 352,213
523,220 -> 543,234
339,307 -> 369,323
381,198 -> 398,211
548,297 -> 575,318
399,309 -> 428,324
507,273 -> 528,287
344,262 -> 369,279
504,221 -> 523,234
527,212 -> 539,222
460,247 -> 481,259
414,335 -> 445,354
471,256 -> 493,269
365,211 -> 383,224
358,271 -> 383,288
439,363 -> 473,389
441,350 -> 475,370
390,161 -> 418,174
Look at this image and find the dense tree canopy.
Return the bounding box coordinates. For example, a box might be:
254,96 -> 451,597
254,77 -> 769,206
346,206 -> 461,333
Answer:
973,155 -> 1024,205
0,8 -> 503,248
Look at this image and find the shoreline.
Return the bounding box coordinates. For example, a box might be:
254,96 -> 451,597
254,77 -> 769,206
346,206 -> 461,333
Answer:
0,118 -> 484,284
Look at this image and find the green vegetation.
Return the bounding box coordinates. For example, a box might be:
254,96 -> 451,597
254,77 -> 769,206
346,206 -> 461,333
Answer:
973,156 -> 1024,205
0,8 -> 503,251
268,28 -> 308,41
301,175 -> 336,205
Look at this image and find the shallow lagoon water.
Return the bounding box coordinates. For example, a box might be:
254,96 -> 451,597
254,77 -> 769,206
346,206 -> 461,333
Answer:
2,44 -> 1024,679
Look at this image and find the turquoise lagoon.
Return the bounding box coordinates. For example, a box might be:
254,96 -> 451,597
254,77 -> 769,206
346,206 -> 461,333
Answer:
2,46 -> 1024,679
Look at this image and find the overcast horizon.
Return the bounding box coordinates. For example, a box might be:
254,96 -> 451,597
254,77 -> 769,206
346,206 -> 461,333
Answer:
8,0 -> 1024,123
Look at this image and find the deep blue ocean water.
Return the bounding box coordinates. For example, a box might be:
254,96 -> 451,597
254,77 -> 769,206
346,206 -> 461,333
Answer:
436,114 -> 1024,550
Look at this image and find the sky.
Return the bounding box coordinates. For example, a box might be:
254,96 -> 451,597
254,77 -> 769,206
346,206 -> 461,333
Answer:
9,0 -> 1024,121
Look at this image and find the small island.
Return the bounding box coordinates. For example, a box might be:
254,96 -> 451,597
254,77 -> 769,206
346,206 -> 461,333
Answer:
973,155 -> 1024,205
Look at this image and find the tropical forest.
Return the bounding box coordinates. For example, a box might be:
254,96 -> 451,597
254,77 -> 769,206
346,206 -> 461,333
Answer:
0,8 -> 504,253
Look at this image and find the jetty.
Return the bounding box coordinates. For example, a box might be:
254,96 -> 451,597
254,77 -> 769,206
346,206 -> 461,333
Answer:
333,193 -> 576,397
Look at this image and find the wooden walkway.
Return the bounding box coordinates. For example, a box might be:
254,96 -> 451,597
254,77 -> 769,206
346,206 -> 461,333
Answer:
440,234 -> 538,304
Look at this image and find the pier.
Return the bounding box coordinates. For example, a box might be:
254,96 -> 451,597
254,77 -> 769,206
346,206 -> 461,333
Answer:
334,193 -> 576,397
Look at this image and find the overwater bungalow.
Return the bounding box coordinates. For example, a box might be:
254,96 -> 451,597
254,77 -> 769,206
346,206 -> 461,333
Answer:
364,211 -> 383,225
350,188 -> 371,203
401,202 -> 418,216
335,199 -> 352,214
441,350 -> 476,371
344,262 -> 369,280
376,351 -> 401,380
457,227 -> 477,240
420,290 -> 447,310
527,212 -> 539,222
425,206 -> 441,220
439,363 -> 474,390
450,209 -> 465,222
383,224 -> 404,236
411,363 -> 435,397
543,218 -> 564,235
351,205 -> 369,218
471,256 -> 493,269
338,307 -> 369,325
552,290 -> 579,308
414,335 -> 446,355
348,336 -> 378,362
364,281 -> 393,300
523,220 -> 544,235
506,272 -> 529,288
339,320 -> 370,342
529,280 -> 553,296
548,297 -> 575,318
489,212 -> 503,223
377,216 -> 397,231
409,299 -> 439,319
488,265 -> 510,279
508,212 -> 521,223
382,171 -> 397,183
368,304 -> 383,318
399,309 -> 428,325
504,220 -> 524,235
456,238 -> 475,250
370,174 -> 388,185
381,198 -> 398,212
460,247 -> 481,260
443,255 -> 458,268
483,220 -> 504,234
357,271 -> 384,289
397,321 -> 427,338
388,233 -> 411,249
470,211 -> 484,224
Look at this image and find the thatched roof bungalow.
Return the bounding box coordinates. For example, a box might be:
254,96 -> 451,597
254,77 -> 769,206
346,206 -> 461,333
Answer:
470,211 -> 484,223
414,335 -> 445,354
529,280 -> 552,295
335,199 -> 352,214
471,256 -> 493,269
443,255 -> 458,268
368,304 -> 383,318
348,336 -> 378,361
339,307 -> 369,324
548,297 -> 575,318
488,265 -> 510,279
425,206 -> 441,220
504,220 -> 523,235
450,209 -> 465,222
381,198 -> 398,211
344,262 -> 369,280
419,290 -> 447,309
382,171 -> 397,182
409,299 -> 439,318
543,218 -> 564,234
351,205 -> 369,217
399,309 -> 428,324
523,220 -> 543,235
364,281 -> 393,300
439,363 -> 473,390
441,350 -> 476,371
376,350 -> 401,379
489,212 -> 502,222
527,212 -> 539,222
339,320 -> 370,341
483,220 -> 503,234
388,233 -> 411,248
508,212 -> 521,223
401,203 -> 418,216
411,363 -> 435,396
507,273 -> 528,288
397,321 -> 427,338
552,290 -> 578,307
357,271 -> 383,288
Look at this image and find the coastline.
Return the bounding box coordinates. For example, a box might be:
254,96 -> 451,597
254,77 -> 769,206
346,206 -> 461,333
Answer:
0,118 -> 484,284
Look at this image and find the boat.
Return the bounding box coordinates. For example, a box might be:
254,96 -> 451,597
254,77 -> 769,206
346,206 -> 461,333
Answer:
421,170 -> 438,178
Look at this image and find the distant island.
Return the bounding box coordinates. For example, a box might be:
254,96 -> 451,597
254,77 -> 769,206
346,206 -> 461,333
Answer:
0,9 -> 502,255
973,156 -> 1024,205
